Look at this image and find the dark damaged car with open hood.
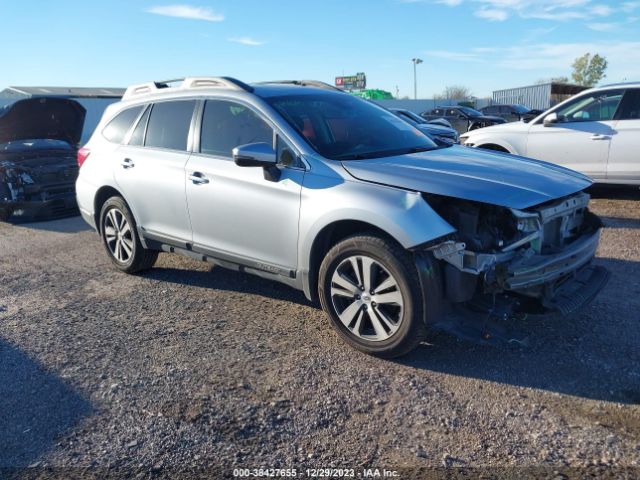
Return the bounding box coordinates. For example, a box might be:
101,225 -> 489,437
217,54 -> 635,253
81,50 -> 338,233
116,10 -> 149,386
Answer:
76,79 -> 609,358
0,97 -> 85,221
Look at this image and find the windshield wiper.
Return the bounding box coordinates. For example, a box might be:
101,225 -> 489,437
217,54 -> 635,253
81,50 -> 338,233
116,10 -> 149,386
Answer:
335,146 -> 436,160
405,146 -> 434,154
334,151 -> 384,160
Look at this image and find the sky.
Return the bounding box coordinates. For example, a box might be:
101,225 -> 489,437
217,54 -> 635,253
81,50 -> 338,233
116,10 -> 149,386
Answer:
1,0 -> 639,98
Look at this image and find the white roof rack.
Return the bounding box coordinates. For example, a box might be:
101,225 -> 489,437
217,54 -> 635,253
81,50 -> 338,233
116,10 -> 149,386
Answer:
122,76 -> 252,100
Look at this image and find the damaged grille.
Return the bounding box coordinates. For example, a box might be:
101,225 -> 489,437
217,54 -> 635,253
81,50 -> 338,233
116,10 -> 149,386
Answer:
512,192 -> 590,254
425,191 -> 603,304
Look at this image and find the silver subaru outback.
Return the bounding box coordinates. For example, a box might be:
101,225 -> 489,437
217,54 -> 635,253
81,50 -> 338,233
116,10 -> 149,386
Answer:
76,77 -> 609,358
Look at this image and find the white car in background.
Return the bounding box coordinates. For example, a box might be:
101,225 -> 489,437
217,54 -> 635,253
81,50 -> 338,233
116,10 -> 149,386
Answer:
460,82 -> 640,185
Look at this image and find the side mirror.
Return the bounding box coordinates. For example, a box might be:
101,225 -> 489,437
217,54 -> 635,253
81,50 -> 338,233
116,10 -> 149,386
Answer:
543,112 -> 558,127
233,142 -> 277,168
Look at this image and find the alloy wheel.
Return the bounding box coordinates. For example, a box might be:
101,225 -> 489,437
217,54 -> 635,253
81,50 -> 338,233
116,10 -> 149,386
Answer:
104,208 -> 134,263
330,255 -> 404,342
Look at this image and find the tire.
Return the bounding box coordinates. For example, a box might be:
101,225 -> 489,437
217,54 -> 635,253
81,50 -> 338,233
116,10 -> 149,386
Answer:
99,196 -> 158,273
318,233 -> 426,358
0,207 -> 10,222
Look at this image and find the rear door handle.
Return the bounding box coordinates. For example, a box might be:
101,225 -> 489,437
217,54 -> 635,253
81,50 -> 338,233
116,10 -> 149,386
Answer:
590,134 -> 611,140
189,172 -> 209,185
121,158 -> 135,168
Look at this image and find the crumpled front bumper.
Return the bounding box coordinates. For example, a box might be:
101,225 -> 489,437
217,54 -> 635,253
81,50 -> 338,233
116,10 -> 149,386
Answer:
542,263 -> 610,316
1,190 -> 78,220
504,227 -> 602,291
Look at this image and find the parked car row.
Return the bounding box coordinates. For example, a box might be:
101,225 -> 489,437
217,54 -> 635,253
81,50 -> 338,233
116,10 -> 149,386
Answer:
73,76 -> 609,357
479,104 -> 544,123
389,108 -> 459,145
461,82 -> 640,185
420,105 -> 507,135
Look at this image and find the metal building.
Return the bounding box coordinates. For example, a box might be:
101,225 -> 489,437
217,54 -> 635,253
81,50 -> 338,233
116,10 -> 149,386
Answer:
492,82 -> 588,110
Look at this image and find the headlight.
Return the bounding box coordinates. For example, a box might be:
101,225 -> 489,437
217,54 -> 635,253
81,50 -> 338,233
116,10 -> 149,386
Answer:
459,134 -> 470,144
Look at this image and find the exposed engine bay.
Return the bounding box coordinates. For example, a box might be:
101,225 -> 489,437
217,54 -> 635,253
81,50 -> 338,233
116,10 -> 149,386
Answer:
423,191 -> 609,326
0,145 -> 79,220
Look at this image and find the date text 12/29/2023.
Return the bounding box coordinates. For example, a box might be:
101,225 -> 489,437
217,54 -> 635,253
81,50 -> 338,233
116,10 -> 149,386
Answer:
233,468 -> 400,478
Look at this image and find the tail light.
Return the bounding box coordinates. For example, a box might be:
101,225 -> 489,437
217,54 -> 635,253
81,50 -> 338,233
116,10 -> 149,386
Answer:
77,147 -> 91,167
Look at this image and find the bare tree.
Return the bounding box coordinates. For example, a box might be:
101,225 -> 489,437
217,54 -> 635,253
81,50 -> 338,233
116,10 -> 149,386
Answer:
535,76 -> 569,85
434,85 -> 473,100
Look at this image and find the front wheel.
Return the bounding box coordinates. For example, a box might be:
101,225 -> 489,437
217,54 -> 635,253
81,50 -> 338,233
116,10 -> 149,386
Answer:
99,196 -> 158,273
0,207 -> 11,222
318,234 -> 426,358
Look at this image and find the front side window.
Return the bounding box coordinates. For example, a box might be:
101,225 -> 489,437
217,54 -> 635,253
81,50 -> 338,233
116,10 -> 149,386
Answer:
102,106 -> 143,144
145,100 -> 195,151
555,90 -> 623,123
266,93 -> 438,160
617,89 -> 640,120
200,100 -> 274,157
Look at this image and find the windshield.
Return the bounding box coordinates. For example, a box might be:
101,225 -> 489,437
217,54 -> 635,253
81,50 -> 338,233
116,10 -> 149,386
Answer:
458,106 -> 483,117
266,94 -> 438,160
399,110 -> 426,124
512,104 -> 530,114
392,110 -> 419,127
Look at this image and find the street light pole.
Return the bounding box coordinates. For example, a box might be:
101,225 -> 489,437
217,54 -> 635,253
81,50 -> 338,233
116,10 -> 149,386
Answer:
412,58 -> 423,100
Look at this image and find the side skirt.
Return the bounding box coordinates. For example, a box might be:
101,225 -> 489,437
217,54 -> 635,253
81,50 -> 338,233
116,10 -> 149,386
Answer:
140,229 -> 300,290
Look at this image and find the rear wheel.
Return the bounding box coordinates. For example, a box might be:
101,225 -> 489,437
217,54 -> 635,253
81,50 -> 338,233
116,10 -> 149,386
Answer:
318,234 -> 426,358
99,196 -> 157,273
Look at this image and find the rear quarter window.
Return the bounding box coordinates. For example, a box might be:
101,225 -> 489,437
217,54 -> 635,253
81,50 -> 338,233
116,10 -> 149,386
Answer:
102,106 -> 144,144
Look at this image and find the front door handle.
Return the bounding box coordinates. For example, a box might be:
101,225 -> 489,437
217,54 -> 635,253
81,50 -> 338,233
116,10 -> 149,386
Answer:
189,172 -> 209,185
121,158 -> 135,169
590,134 -> 611,140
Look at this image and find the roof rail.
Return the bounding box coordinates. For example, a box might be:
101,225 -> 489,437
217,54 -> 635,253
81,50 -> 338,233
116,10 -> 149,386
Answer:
257,80 -> 344,92
122,76 -> 253,100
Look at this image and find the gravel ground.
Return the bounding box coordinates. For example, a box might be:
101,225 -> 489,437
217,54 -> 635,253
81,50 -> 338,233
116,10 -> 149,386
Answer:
1,188 -> 639,479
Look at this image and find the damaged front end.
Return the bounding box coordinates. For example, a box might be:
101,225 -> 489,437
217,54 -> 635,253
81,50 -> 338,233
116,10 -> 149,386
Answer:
418,191 -> 609,344
0,151 -> 79,221
0,97 -> 85,222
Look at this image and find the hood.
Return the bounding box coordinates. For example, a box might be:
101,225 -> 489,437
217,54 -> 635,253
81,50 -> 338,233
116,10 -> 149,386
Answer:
474,114 -> 505,123
426,118 -> 453,129
415,123 -> 456,137
0,97 -> 86,145
466,120 -> 529,136
341,145 -> 592,209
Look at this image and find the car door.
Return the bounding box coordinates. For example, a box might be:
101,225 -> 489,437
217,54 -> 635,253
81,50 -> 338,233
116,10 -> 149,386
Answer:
607,89 -> 640,183
115,100 -> 196,243
446,108 -> 468,134
525,89 -> 624,180
185,99 -> 304,273
500,106 -> 518,123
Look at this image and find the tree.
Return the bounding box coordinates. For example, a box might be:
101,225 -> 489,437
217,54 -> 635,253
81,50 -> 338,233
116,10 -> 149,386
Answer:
571,53 -> 608,87
434,85 -> 473,100
535,76 -> 569,85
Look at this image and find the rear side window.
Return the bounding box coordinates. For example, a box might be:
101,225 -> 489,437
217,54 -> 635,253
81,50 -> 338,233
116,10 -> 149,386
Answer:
102,106 -> 143,143
145,100 -> 195,151
200,100 -> 273,157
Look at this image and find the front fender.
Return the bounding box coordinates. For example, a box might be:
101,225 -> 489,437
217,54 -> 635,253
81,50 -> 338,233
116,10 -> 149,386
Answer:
297,171 -> 455,297
463,130 -> 524,155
